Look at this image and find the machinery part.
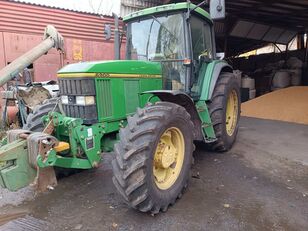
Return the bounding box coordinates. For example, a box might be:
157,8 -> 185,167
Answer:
0,129 -> 58,191
0,130 -> 36,191
27,132 -> 58,168
22,98 -> 78,176
23,98 -> 60,131
17,86 -> 51,110
112,102 -> 194,214
0,25 -> 64,86
207,72 -> 240,151
27,132 -> 58,192
7,129 -> 31,143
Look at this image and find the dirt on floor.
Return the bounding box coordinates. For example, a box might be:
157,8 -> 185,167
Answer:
0,117 -> 308,231
241,86 -> 308,125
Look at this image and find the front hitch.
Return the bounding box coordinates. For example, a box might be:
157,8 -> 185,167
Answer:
0,130 -> 58,192
0,139 -> 36,191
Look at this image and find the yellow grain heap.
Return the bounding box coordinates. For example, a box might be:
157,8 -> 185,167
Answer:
241,86 -> 308,125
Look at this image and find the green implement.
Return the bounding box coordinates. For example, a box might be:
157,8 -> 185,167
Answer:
0,139 -> 36,191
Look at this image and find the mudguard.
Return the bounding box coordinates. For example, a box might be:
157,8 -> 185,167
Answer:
200,60 -> 232,101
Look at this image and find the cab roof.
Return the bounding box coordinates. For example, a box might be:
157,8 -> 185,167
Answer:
123,2 -> 212,23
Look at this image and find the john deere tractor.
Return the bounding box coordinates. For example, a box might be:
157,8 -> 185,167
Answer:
0,1 -> 240,214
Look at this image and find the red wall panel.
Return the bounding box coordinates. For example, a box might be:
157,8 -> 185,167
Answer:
0,1 -> 126,82
0,1 -> 118,42
0,32 -> 5,68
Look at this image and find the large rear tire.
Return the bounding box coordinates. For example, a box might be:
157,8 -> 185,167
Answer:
207,72 -> 240,151
112,102 -> 194,214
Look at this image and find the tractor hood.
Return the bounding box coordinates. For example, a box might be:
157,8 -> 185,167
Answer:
57,60 -> 162,76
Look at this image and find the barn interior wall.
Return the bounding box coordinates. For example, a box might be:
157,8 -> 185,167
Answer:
231,49 -> 307,74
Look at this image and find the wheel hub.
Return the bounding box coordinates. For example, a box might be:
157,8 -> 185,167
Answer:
154,131 -> 177,169
153,127 -> 185,190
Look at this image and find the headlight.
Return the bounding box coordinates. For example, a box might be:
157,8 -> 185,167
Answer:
76,96 -> 95,106
61,95 -> 68,104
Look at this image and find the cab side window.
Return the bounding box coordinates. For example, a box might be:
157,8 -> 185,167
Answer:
190,16 -> 213,60
190,16 -> 213,96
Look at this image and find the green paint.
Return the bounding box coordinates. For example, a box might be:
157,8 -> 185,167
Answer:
0,140 -> 36,191
58,60 -> 162,75
124,2 -> 212,23
95,77 -> 162,123
124,80 -> 140,113
0,137 -> 7,147
37,149 -> 93,169
41,112 -> 105,169
200,60 -> 229,100
195,101 -> 216,141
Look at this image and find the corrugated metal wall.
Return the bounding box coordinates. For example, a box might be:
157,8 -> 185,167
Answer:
120,0 -> 163,17
0,1 -> 125,81
11,0 -> 121,16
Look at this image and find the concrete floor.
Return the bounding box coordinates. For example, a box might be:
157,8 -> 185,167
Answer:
0,117 -> 308,231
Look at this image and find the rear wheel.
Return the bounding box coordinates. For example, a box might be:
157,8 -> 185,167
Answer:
112,102 -> 194,214
207,72 -> 240,151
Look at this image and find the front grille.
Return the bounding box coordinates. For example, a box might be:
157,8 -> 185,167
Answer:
59,78 -> 97,124
96,79 -> 113,118
59,78 -> 95,95
62,104 -> 97,124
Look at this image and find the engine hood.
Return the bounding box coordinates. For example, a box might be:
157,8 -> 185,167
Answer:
57,60 -> 162,76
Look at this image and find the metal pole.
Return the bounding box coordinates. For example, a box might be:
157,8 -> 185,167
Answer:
305,32 -> 308,65
113,13 -> 120,60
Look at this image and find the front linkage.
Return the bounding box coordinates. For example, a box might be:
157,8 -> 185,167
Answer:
0,112 -> 108,192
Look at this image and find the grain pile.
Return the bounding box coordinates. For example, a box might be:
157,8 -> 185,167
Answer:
241,86 -> 308,125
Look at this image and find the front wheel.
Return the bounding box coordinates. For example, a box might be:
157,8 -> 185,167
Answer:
112,102 -> 194,214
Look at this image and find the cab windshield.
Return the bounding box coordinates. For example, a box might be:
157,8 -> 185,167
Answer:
126,13 -> 187,90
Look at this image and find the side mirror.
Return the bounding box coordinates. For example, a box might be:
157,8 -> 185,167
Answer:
210,0 -> 225,20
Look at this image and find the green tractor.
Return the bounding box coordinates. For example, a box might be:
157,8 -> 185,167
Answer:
0,1 -> 240,214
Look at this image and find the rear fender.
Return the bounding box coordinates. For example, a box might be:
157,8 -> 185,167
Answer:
200,60 -> 232,101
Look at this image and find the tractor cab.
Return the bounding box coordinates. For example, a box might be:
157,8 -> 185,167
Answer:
124,2 -> 215,98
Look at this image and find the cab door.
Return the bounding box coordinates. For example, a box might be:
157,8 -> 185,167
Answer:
189,16 -> 214,98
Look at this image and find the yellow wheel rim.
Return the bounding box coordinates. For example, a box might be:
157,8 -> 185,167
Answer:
153,127 -> 185,190
226,89 -> 239,136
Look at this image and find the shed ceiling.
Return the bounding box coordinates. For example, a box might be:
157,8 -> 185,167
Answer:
170,0 -> 308,56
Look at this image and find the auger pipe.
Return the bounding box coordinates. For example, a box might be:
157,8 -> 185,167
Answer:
0,25 -> 64,86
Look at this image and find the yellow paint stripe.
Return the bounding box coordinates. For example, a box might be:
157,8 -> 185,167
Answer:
58,73 -> 96,78
57,73 -> 162,78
